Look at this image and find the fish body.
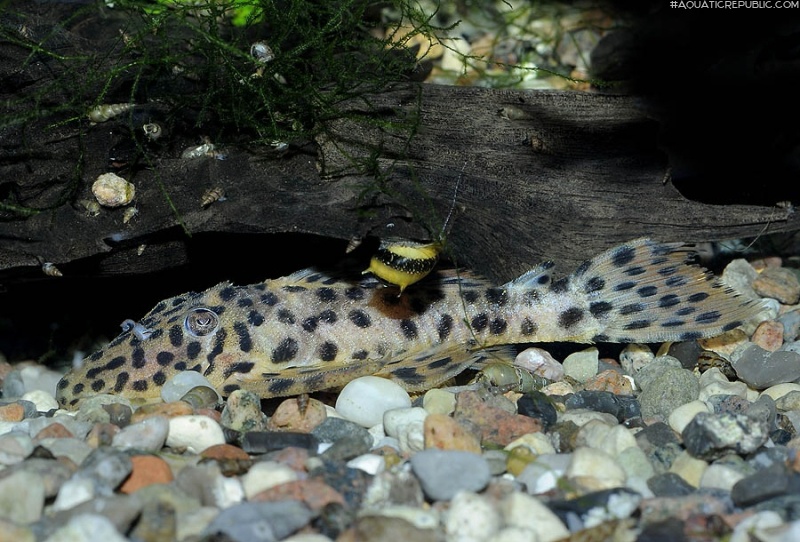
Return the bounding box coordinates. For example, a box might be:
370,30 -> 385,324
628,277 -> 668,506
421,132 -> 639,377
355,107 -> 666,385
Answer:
56,239 -> 763,409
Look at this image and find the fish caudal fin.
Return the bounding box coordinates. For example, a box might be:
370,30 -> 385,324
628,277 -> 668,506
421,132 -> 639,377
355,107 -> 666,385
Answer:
571,238 -> 764,344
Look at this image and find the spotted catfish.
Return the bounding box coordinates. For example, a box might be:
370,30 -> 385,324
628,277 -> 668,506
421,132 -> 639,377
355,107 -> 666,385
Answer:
56,239 -> 764,408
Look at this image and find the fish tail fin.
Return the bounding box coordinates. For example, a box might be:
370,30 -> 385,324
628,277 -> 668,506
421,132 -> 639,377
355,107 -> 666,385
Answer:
570,238 -> 765,344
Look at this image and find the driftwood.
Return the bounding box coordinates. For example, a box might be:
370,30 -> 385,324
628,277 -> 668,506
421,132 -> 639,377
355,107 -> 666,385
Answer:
1,1 -> 798,289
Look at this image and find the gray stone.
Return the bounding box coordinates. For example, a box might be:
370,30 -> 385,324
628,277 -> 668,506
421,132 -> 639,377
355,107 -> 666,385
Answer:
732,344 -> 800,389
634,356 -> 683,391
202,500 -> 313,542
732,461 -> 800,507
638,367 -> 699,420
409,449 -> 491,501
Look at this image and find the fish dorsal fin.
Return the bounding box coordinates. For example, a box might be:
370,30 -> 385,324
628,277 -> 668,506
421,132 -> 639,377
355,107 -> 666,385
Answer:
505,261 -> 556,290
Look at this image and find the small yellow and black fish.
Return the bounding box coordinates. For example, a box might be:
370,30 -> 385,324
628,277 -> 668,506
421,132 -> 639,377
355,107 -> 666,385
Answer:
364,238 -> 443,294
56,239 -> 764,409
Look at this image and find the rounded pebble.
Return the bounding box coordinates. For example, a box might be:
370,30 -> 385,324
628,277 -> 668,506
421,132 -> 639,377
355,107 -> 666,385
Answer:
335,376 -> 412,427
166,415 -> 226,454
561,347 -> 599,382
410,449 -> 491,501
111,415 -> 169,451
444,491 -> 501,542
514,347 -> 565,380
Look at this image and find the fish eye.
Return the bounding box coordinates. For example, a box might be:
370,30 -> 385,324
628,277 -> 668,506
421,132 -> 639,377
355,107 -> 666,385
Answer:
184,308 -> 220,337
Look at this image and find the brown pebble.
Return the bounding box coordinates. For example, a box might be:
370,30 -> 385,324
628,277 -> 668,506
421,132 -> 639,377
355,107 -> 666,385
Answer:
751,320 -> 785,352
201,443 -> 251,461
119,455 -> 174,494
423,413 -> 482,453
250,479 -> 345,511
85,422 -> 120,448
266,397 -> 327,433
270,446 -> 312,472
0,403 -> 25,422
130,401 -> 194,424
34,422 -> 74,440
753,267 -> 800,305
454,390 -> 543,447
584,369 -> 634,395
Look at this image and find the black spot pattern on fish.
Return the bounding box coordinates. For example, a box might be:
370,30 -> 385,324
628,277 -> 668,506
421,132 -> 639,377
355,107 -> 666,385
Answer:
132,379 -> 148,392
272,337 -> 299,363
637,286 -> 658,298
319,341 -> 338,362
207,329 -> 227,363
169,325 -> 183,347
261,292 -> 279,305
352,350 -> 368,360
219,286 -> 236,301
619,303 -> 645,315
268,378 -> 294,394
400,319 -> 418,339
302,317 -> 319,332
92,379 -> 105,392
349,310 -> 371,328
157,352 -> 174,366
153,371 -> 166,386
234,322 -> 252,352
187,341 -> 202,360
224,361 -> 255,379
131,348 -> 146,369
489,318 -> 508,335
615,281 -> 636,291
611,245 -> 636,267
485,288 -> 507,306
550,278 -> 569,294
659,294 -> 680,308
114,372 -> 129,392
590,301 -> 613,319
585,277 -> 605,293
277,309 -> 296,325
392,367 -> 425,385
248,310 -> 265,326
237,298 -> 253,308
471,313 -> 488,332
345,286 -> 365,300
437,314 -> 453,341
317,287 -> 337,302
688,292 -> 710,303
624,320 -> 652,330
427,357 -> 451,370
559,307 -> 584,329
319,310 -> 337,324
520,317 -> 537,336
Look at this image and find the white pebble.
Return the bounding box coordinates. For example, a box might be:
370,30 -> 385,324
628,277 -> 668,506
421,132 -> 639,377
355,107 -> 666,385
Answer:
514,347 -> 564,381
166,415 -> 225,454
51,477 -> 95,512
241,461 -> 298,499
422,389 -> 457,415
502,492 -> 569,542
335,376 -> 412,427
504,432 -> 556,456
161,371 -> 220,403
558,409 -> 618,427
576,420 -> 637,456
21,390 -> 59,412
346,453 -> 385,476
566,447 -> 626,490
383,407 -> 427,453
729,510 -> 784,542
371,505 -> 439,530
761,382 -> 800,401
668,400 -> 712,434
444,491 -> 501,542
518,453 -> 571,495
668,451 -> 708,488
699,463 -> 747,491
487,527 -> 540,542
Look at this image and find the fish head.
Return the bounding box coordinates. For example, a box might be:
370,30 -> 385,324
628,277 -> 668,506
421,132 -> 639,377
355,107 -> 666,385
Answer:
55,281 -> 255,409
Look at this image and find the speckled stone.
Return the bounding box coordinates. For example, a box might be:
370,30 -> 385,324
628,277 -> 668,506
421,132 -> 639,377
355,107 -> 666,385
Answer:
267,397 -> 327,433
753,266 -> 800,305
221,389 -> 268,432
751,320 -> 785,351
423,413 -> 481,453
564,390 -> 640,422
619,343 -> 654,375
444,491 -> 501,542
682,412 -> 770,461
453,390 -> 542,446
638,367 -> 700,420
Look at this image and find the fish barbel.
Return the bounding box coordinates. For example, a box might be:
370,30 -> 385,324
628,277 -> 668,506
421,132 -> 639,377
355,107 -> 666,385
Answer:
55,239 -> 763,409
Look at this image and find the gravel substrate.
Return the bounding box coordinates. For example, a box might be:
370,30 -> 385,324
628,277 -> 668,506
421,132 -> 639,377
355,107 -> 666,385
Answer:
1,255 -> 800,541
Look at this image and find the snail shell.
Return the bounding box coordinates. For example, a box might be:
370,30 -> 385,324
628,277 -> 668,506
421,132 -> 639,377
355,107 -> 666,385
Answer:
181,142 -> 215,159
142,122 -> 163,141
201,187 -> 226,208
42,262 -> 63,277
122,206 -> 139,224
92,172 -> 135,207
88,103 -> 134,123
180,385 -> 221,410
250,41 -> 275,63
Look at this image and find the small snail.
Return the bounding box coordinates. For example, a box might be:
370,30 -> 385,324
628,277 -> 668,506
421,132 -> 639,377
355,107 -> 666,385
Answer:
201,187 -> 226,208
88,103 -> 134,123
142,122 -> 163,142
122,206 -> 139,224
42,262 -> 63,277
472,362 -> 552,394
